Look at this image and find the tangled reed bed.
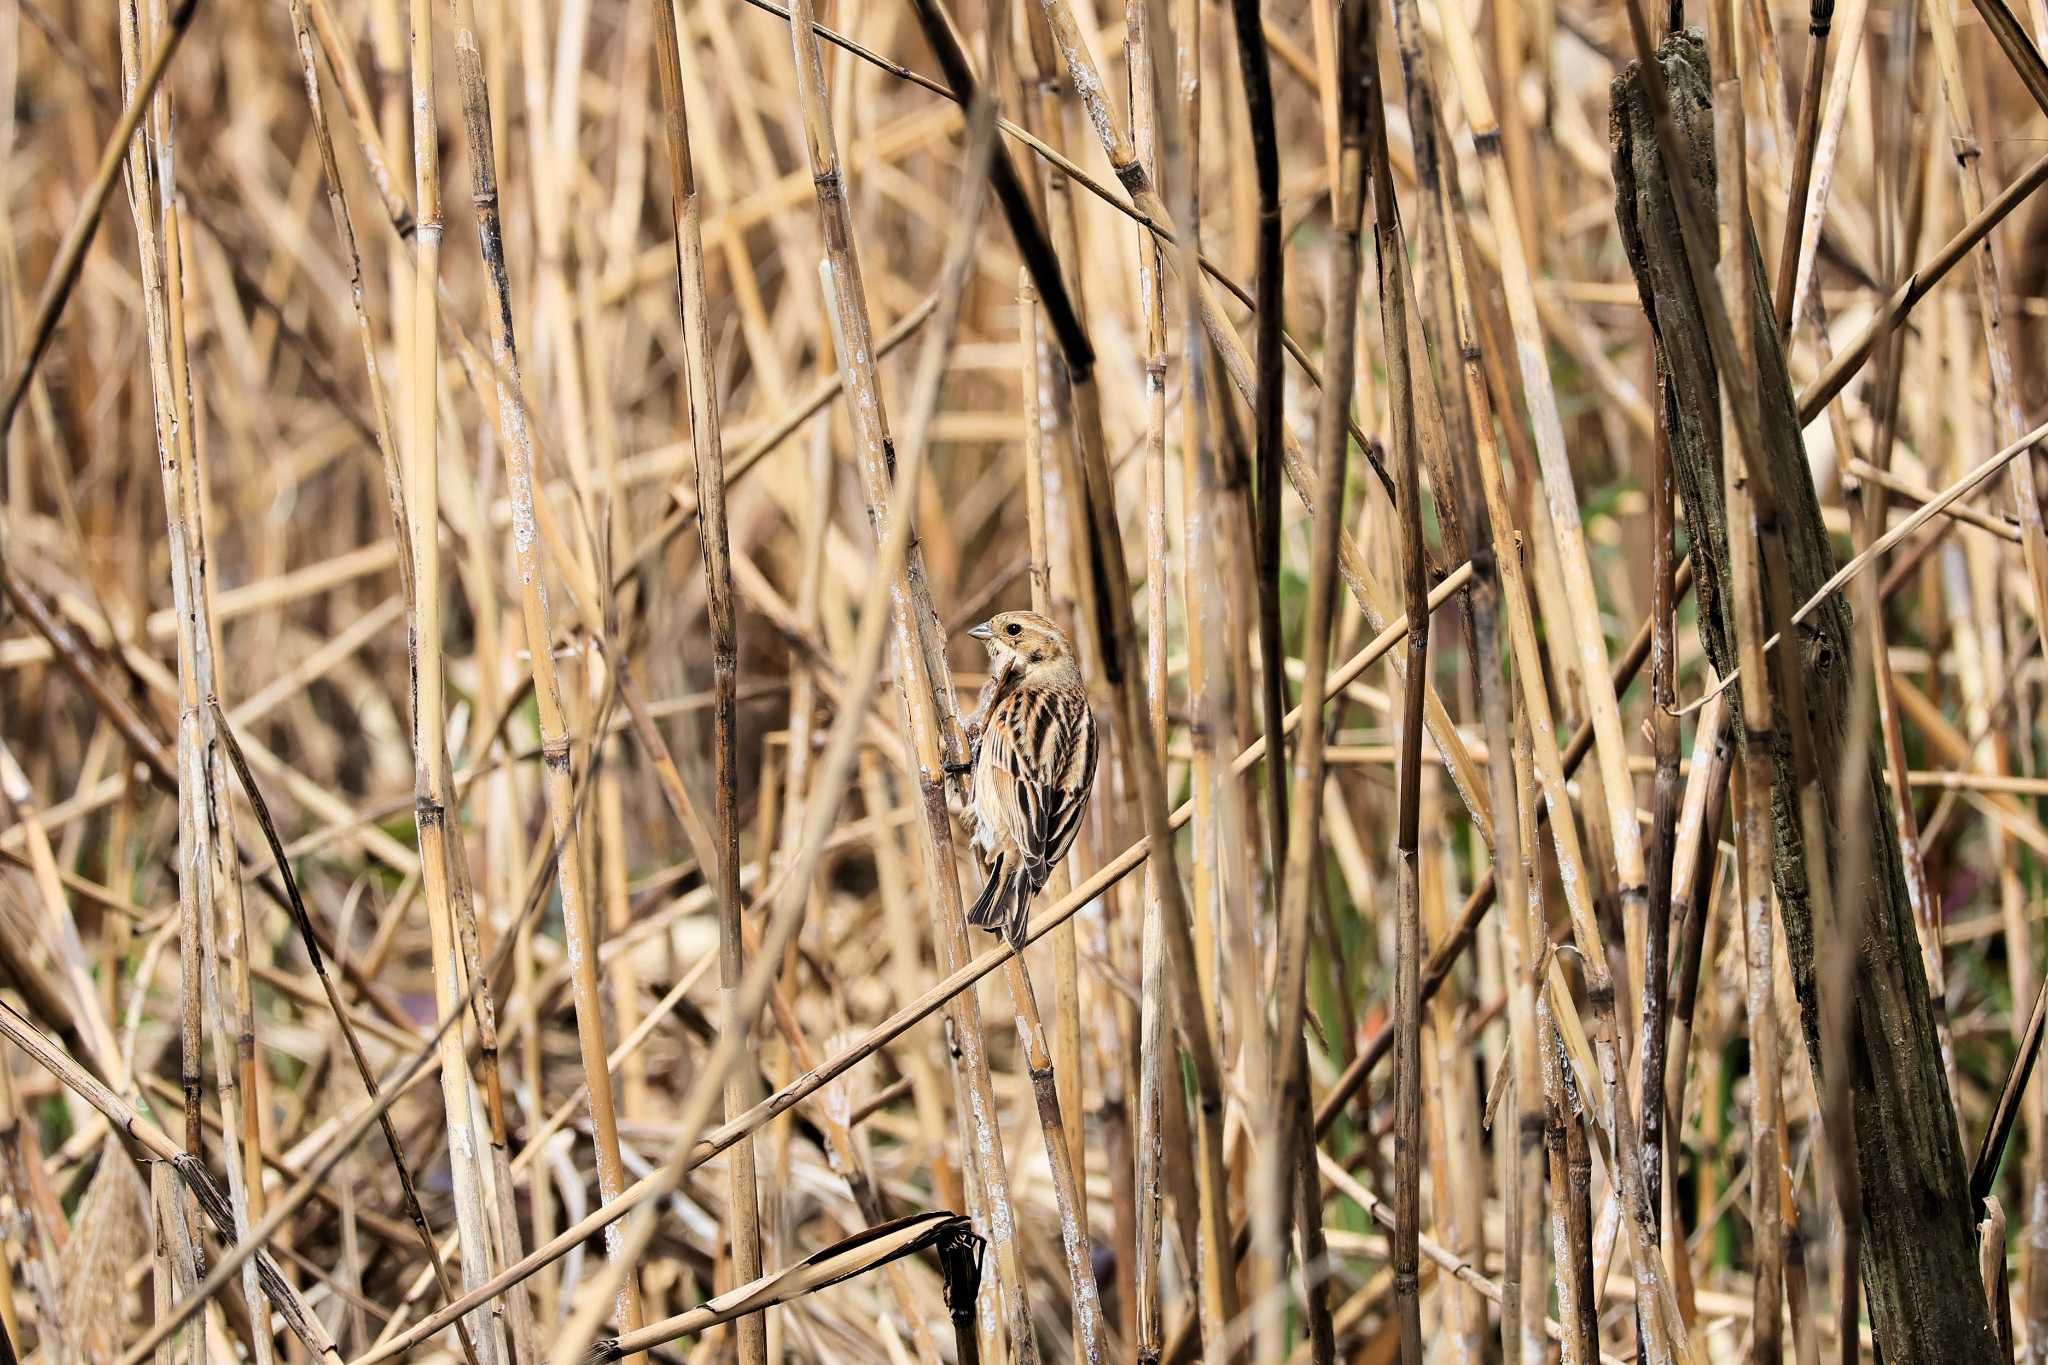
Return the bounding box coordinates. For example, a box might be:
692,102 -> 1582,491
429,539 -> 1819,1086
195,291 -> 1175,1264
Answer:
5,0 -> 2048,1360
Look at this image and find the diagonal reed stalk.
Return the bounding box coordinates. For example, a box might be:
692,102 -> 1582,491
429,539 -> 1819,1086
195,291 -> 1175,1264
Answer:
1435,0 -> 1649,970
778,8 -> 1039,1353
498,104 -> 1036,1365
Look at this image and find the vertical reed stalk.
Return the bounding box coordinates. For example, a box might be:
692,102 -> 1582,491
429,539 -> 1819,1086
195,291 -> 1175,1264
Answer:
1368,13 -> 1434,1363
1494,690 -> 1545,1365
1772,0 -> 1834,332
1010,14 -> 1097,1281
1039,0 -> 1241,1341
1224,0 -> 1290,893
646,2 -> 763,1356
115,0 -> 276,1353
398,3 -> 505,1358
1127,0 -> 1175,1352
1259,0 -> 1380,1347
1018,278 -> 1089,1241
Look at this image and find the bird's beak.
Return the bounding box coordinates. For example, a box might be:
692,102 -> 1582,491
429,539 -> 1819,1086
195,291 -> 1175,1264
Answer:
967,622 -> 994,642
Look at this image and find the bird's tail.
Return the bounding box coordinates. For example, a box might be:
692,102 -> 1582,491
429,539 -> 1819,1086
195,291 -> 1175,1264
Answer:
966,855 -> 1034,950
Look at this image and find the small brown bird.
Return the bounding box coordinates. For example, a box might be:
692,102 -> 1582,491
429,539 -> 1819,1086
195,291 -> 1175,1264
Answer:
961,610 -> 1098,949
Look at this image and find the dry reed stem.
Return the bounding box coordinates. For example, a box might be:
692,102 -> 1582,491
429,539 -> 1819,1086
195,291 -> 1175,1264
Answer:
391,2 -> 506,1358
113,0 -> 276,1354
646,0 -> 760,1356
1127,0 -> 1173,1350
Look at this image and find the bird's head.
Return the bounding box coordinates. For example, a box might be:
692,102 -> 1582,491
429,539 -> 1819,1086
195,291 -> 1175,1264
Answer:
968,610 -> 1075,678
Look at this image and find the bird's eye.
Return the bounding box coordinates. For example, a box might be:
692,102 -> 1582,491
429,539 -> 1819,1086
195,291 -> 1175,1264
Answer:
1006,623 -> 1022,637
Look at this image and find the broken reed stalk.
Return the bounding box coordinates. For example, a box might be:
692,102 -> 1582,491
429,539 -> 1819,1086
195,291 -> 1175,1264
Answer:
780,6 -> 1038,1353
1771,0 -> 1834,332
646,0 -> 763,1356
1612,31 -> 2000,1364
396,2 -> 504,1357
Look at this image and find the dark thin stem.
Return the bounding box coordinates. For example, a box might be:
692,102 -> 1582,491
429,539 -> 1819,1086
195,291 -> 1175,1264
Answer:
206,701 -> 484,1365
1639,393 -> 1680,1236
1226,0 -> 1291,886
1772,0 -> 1834,333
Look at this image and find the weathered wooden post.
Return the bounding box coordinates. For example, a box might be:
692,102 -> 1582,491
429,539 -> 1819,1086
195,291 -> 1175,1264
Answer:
1612,30 -> 2000,1365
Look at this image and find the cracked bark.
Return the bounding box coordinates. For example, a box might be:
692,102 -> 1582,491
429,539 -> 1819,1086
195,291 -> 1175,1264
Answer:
1611,31 -> 1998,1365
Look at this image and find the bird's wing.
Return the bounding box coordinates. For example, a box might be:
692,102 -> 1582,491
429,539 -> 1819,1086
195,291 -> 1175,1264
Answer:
971,688 -> 1037,860
976,687 -> 1095,891
1032,700 -> 1096,880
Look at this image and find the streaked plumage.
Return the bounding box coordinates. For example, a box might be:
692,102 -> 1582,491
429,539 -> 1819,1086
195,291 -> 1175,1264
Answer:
963,610 -> 1097,949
